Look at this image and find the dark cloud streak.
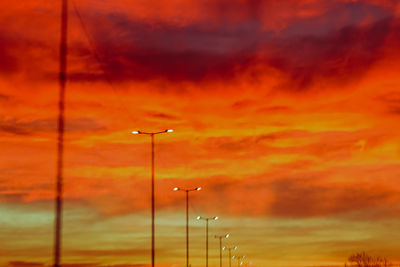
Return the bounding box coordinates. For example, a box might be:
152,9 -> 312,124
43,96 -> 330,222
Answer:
268,177 -> 398,218
0,117 -> 105,136
0,34 -> 19,74
69,8 -> 397,92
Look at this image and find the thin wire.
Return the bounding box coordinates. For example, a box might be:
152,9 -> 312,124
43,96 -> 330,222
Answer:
71,0 -> 136,123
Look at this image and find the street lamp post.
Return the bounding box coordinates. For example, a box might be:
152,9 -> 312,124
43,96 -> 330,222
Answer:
197,216 -> 218,267
223,245 -> 237,267
132,129 -> 173,267
173,187 -> 201,267
215,234 -> 230,267
233,255 -> 245,267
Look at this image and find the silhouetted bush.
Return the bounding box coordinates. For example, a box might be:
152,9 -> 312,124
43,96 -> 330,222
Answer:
345,252 -> 391,267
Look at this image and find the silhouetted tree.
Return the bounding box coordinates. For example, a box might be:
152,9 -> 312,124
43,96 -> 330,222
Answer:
345,252 -> 391,267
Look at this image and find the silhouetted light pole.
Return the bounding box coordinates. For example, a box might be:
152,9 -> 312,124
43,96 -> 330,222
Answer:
132,129 -> 173,267
174,187 -> 201,267
223,245 -> 237,267
197,216 -> 218,267
215,234 -> 230,267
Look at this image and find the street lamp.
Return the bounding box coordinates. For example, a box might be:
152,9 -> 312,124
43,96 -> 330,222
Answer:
132,129 -> 173,267
215,233 -> 230,267
197,216 -> 218,267
223,245 -> 237,267
233,255 -> 245,267
174,187 -> 201,267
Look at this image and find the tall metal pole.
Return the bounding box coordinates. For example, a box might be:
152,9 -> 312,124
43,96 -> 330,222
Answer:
224,246 -> 237,267
215,234 -> 229,267
186,190 -> 189,267
206,219 -> 209,267
151,134 -> 155,267
173,187 -> 201,267
197,216 -> 217,267
54,0 -> 67,266
133,129 -> 173,267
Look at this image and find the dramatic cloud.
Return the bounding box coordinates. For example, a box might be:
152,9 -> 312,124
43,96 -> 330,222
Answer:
66,6 -> 397,90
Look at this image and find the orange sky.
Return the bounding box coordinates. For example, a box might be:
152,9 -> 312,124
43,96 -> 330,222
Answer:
1,0 -> 400,266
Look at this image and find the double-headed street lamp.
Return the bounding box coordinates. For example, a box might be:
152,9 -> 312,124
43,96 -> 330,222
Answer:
173,187 -> 201,267
233,255 -> 245,267
197,216 -> 218,267
223,245 -> 238,267
215,233 -> 230,267
132,129 -> 173,267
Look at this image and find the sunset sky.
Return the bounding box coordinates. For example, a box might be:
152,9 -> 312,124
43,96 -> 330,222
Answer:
1,0 -> 400,266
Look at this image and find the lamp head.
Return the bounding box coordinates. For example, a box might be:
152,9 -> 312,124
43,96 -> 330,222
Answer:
222,246 -> 226,251
213,216 -> 219,220
173,187 -> 180,191
234,246 -> 238,250
196,187 -> 201,191
166,129 -> 174,133
225,233 -> 230,238
197,216 -> 201,220
131,130 -> 140,134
